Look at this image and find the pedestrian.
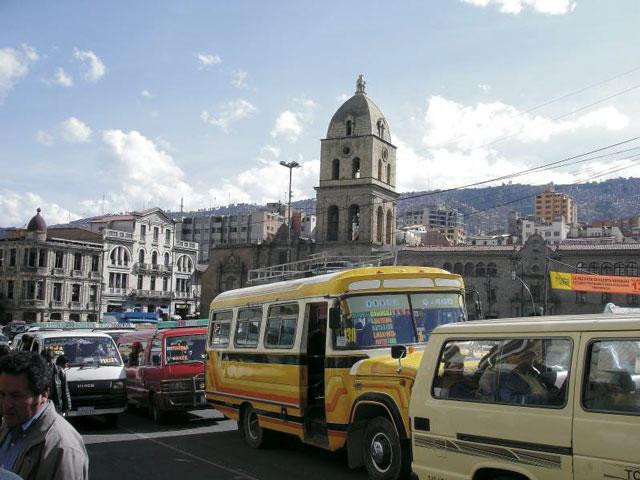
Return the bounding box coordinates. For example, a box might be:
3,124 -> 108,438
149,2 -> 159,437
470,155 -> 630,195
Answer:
0,351 -> 88,480
41,349 -> 71,415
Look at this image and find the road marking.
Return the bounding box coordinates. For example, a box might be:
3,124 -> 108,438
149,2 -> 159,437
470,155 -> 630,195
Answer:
85,420 -> 259,480
82,418 -> 237,445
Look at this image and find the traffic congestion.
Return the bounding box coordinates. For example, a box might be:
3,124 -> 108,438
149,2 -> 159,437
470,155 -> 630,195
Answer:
3,266 -> 639,480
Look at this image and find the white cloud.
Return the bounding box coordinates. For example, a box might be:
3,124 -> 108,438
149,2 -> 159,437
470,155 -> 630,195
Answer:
478,83 -> 491,93
53,67 -> 73,87
394,95 -> 632,192
73,48 -> 106,82
196,52 -> 222,68
35,130 -> 54,146
271,97 -> 316,143
461,0 -> 576,15
231,70 -> 248,88
260,145 -> 280,158
141,89 -> 152,97
59,117 -> 92,143
423,95 -> 628,150
207,157 -> 320,206
0,44 -> 39,101
0,190 -> 79,227
101,130 -> 196,211
37,117 -> 92,146
201,99 -> 256,132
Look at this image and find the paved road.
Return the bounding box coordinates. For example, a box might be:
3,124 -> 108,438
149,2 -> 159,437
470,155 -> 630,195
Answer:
74,409 -> 368,480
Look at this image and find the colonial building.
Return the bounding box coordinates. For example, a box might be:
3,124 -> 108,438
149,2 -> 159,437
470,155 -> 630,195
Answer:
0,209 -> 104,323
397,234 -> 640,319
87,208 -> 199,318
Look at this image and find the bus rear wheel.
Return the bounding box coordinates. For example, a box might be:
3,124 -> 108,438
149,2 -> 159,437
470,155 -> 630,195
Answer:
362,417 -> 407,480
240,405 -> 267,449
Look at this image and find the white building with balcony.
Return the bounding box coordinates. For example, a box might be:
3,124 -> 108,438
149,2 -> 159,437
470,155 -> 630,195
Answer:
88,208 -> 199,318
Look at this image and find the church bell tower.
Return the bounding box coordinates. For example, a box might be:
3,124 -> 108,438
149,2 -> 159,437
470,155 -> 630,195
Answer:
315,75 -> 398,255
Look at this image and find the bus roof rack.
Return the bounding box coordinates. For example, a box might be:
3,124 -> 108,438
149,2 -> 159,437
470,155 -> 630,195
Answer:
247,252 -> 395,285
156,319 -> 208,330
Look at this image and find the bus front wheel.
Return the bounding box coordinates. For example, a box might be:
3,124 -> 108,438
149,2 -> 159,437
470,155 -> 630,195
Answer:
240,405 -> 266,449
362,417 -> 407,480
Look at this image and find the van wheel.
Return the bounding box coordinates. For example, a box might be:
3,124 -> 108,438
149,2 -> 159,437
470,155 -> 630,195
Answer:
362,417 -> 407,480
240,406 -> 267,449
150,397 -> 167,425
104,414 -> 119,428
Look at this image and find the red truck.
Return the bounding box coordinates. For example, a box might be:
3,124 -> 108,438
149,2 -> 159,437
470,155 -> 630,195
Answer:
116,320 -> 208,424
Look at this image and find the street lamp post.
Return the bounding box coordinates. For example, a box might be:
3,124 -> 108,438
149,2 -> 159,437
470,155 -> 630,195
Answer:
279,160 -> 301,261
512,268 -> 536,316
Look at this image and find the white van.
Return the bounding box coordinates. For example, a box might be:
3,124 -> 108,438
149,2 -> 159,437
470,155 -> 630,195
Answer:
20,329 -> 126,427
409,313 -> 640,480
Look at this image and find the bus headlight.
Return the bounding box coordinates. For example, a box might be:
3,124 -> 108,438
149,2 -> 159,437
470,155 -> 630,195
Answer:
111,380 -> 125,391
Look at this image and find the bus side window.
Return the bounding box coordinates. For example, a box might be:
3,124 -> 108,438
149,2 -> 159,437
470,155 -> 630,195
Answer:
235,307 -> 263,348
210,310 -> 233,348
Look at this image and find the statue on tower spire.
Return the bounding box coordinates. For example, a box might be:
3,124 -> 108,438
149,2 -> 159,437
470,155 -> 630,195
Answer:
356,74 -> 366,95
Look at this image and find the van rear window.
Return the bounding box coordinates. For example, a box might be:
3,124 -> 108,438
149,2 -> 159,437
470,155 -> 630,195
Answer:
432,338 -> 571,408
583,339 -> 640,416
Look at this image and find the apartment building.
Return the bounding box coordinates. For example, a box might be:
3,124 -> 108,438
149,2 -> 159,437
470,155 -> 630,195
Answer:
535,185 -> 578,225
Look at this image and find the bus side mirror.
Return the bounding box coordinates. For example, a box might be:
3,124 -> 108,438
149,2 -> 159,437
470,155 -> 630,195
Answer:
391,345 -> 407,360
329,307 -> 341,330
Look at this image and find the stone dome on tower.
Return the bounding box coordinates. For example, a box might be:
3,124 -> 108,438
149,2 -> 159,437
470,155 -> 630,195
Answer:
27,208 -> 47,232
326,75 -> 392,143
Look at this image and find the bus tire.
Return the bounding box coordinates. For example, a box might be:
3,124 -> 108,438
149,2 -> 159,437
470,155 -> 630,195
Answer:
240,405 -> 267,449
362,417 -> 407,480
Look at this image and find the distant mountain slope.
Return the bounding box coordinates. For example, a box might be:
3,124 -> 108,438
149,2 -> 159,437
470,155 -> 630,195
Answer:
3,178 -> 639,233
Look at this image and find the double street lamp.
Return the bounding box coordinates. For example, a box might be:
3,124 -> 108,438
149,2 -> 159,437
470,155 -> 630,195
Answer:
279,160 -> 301,261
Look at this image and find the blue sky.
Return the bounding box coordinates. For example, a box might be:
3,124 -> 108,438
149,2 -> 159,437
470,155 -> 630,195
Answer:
1,0 -> 639,226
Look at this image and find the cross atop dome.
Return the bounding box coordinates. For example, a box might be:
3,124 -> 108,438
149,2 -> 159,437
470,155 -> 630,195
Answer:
356,74 -> 366,95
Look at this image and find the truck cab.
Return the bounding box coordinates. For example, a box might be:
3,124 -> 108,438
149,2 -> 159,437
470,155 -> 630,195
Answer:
117,319 -> 208,424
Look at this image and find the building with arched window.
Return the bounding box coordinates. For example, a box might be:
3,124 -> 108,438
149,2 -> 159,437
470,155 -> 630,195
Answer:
88,207 -> 199,319
315,75 -> 398,255
0,209 -> 104,323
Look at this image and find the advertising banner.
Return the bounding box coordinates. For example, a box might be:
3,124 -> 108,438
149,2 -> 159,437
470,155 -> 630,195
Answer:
550,271 -> 640,294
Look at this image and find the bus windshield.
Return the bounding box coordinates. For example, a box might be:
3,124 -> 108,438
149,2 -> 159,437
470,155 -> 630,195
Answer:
44,336 -> 122,367
334,292 -> 466,350
165,335 -> 206,364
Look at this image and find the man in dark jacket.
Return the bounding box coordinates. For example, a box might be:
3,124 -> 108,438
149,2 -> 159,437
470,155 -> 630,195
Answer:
42,349 -> 71,415
0,351 -> 88,480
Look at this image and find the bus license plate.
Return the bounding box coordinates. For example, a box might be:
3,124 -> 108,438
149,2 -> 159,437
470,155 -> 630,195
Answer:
77,406 -> 95,415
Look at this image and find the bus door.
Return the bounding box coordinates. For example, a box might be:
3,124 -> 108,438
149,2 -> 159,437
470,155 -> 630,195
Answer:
304,302 -> 328,445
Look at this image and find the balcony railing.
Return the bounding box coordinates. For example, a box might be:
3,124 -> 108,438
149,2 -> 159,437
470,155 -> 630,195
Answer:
107,287 -> 128,295
22,299 -> 46,308
105,229 -> 134,241
69,301 -> 82,309
50,300 -> 64,309
175,240 -> 198,250
90,271 -> 103,279
130,289 -> 172,299
173,291 -> 192,299
52,267 -> 65,276
134,263 -> 172,273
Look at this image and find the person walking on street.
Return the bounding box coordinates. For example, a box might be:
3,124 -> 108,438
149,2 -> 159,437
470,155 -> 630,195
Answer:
0,351 -> 88,480
41,349 -> 71,415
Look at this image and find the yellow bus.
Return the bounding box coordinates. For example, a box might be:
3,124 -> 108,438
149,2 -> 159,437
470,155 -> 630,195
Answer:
205,266 -> 466,480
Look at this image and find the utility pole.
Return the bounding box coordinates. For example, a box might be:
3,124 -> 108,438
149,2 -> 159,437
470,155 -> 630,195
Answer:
279,160 -> 301,262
